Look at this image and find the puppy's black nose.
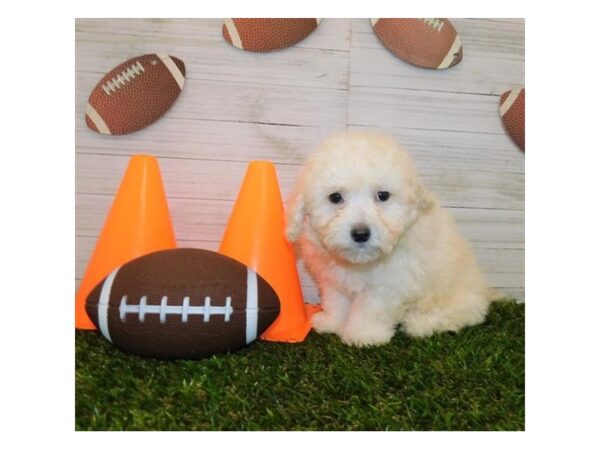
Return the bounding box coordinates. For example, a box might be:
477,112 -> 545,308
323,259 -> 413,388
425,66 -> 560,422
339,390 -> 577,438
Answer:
351,226 -> 371,243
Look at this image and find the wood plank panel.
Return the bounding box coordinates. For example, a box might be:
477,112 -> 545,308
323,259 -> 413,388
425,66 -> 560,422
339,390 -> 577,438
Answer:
75,18 -> 525,301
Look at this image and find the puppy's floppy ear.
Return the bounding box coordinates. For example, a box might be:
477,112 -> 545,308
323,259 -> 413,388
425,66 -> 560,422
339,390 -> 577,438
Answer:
416,183 -> 437,211
407,177 -> 437,213
405,181 -> 437,229
285,188 -> 306,243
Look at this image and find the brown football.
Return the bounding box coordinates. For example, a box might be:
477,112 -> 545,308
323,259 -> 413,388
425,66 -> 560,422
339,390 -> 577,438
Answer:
499,88 -> 525,152
85,53 -> 185,135
222,18 -> 320,52
371,18 -> 463,69
85,248 -> 280,359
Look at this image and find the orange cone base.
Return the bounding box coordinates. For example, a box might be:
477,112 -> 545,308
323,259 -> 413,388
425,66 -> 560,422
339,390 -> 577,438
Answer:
260,303 -> 321,343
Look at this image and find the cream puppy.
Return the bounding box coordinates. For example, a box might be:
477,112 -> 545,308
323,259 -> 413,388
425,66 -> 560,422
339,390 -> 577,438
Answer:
286,131 -> 491,346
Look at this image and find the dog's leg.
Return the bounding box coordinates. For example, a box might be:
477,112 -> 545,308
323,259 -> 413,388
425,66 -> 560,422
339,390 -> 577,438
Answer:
401,291 -> 490,337
339,296 -> 397,347
311,287 -> 351,334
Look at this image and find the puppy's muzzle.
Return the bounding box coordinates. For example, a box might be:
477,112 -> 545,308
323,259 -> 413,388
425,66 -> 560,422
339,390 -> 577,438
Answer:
351,226 -> 371,243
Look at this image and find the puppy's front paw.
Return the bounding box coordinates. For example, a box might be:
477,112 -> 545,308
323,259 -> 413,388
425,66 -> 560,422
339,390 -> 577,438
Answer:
311,311 -> 344,334
401,312 -> 438,338
339,324 -> 395,347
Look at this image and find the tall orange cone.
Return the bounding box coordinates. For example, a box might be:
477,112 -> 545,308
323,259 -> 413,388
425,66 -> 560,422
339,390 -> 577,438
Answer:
75,155 -> 176,330
219,161 -> 319,343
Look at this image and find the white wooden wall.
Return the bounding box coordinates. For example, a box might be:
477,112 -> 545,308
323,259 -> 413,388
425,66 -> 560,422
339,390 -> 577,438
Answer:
75,18 -> 525,301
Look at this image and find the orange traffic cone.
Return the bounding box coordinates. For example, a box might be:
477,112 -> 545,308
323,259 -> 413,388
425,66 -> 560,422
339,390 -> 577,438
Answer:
75,154 -> 177,330
219,161 -> 320,343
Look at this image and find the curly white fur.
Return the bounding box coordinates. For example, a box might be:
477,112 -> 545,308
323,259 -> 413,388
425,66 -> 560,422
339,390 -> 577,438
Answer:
286,131 -> 491,346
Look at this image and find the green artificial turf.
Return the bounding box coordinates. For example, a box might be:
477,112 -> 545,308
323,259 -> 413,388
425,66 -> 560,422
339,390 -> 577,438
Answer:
75,300 -> 524,431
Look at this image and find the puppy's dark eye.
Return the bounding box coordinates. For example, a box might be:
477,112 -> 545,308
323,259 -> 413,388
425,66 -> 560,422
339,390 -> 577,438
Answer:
377,191 -> 390,202
328,192 -> 343,204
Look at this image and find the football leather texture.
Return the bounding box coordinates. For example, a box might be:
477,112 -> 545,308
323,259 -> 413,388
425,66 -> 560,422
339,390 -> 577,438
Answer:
85,53 -> 185,135
85,248 -> 280,359
499,88 -> 525,152
371,18 -> 463,69
223,18 -> 320,52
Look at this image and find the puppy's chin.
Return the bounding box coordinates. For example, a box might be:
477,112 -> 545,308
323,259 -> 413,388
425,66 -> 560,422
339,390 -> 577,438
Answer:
332,244 -> 384,265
